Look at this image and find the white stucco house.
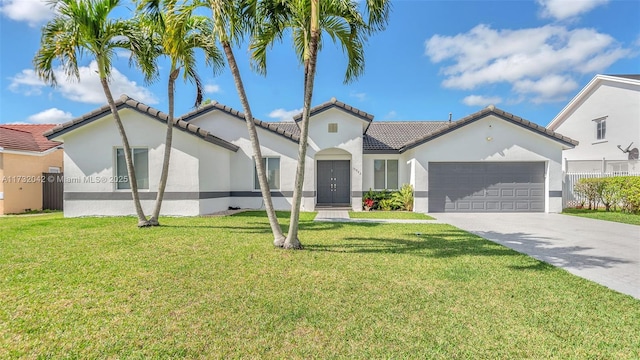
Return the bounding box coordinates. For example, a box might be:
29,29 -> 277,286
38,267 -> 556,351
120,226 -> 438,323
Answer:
547,74 -> 640,173
45,95 -> 577,216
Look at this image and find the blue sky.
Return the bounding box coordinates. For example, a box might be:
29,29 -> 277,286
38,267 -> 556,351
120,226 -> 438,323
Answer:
1,0 -> 639,127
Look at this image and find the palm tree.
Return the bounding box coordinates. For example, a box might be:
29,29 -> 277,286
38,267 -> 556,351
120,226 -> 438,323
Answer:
34,0 -> 157,227
201,0 -> 286,245
252,0 -> 390,249
137,0 -> 225,226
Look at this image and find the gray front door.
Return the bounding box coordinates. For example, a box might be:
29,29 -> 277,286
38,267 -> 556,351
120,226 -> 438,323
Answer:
428,162 -> 545,212
317,160 -> 351,206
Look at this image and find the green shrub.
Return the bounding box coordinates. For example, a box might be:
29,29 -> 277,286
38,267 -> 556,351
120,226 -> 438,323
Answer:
391,184 -> 414,211
600,177 -> 623,211
378,198 -> 395,211
574,176 -> 640,213
619,176 -> 640,213
363,185 -> 414,211
574,178 -> 600,209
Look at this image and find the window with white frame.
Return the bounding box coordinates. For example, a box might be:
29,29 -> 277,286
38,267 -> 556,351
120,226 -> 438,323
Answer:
374,159 -> 398,190
594,117 -> 606,140
116,148 -> 149,190
254,157 -> 280,190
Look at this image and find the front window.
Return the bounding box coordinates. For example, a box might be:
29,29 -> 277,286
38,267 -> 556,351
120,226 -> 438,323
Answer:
254,157 -> 280,190
594,118 -> 606,140
374,159 -> 398,190
116,148 -> 149,190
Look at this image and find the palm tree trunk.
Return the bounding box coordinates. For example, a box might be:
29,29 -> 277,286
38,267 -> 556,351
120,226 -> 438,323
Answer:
149,68 -> 180,226
222,41 -> 285,245
283,0 -> 321,250
99,76 -> 149,227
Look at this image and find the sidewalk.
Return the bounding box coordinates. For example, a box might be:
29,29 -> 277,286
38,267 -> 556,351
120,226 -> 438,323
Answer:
314,210 -> 442,224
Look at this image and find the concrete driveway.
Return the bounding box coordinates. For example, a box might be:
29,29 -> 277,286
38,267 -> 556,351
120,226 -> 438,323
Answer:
433,213 -> 640,299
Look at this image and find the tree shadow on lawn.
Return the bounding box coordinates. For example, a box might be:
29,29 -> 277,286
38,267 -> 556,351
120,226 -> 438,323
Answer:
303,228 -> 519,259
302,224 -> 631,270
159,213 -> 629,270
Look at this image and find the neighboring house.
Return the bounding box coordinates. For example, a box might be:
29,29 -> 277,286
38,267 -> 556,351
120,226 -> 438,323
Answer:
547,74 -> 640,173
45,95 -> 576,216
0,124 -> 63,214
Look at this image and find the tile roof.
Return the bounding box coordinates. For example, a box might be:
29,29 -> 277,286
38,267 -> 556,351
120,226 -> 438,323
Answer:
293,97 -> 374,122
400,105 -> 578,152
268,122 -> 300,137
364,122 -> 450,152
0,124 -> 61,152
44,95 -> 239,152
180,103 -> 300,142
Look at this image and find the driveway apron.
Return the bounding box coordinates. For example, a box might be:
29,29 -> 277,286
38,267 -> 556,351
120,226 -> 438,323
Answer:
433,213 -> 640,299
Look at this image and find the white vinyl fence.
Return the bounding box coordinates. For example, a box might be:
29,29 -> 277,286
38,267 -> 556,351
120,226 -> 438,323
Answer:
563,172 -> 640,208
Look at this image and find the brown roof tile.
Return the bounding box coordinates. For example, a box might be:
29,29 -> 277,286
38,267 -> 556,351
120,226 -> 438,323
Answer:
0,124 -> 61,152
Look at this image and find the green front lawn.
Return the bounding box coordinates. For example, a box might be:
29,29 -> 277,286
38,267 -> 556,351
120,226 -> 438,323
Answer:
563,208 -> 640,226
349,211 -> 435,220
1,212 -> 638,358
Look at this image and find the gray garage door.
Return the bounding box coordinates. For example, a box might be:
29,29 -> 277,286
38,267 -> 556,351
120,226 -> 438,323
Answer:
428,162 -> 545,212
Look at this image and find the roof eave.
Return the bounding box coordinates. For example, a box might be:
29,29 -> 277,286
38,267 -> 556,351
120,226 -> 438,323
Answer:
44,96 -> 240,152
363,149 -> 401,154
547,74 -> 640,130
401,107 -> 578,152
293,99 -> 375,124
181,105 -> 299,143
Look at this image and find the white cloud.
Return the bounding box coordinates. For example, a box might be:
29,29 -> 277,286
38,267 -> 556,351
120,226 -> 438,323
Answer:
27,108 -> 74,124
8,69 -> 46,95
349,91 -> 366,101
115,49 -> 132,59
462,95 -> 503,107
268,108 -> 302,121
0,0 -> 55,27
537,0 -> 609,21
513,75 -> 578,104
384,110 -> 397,119
204,84 -> 220,93
425,24 -> 630,103
8,61 -> 158,105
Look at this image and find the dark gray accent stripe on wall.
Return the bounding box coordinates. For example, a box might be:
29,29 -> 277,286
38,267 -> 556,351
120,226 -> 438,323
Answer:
415,191 -> 429,198
549,191 -> 562,198
66,192 -> 215,200
199,192 -> 230,199
65,191 -> 317,200
351,191 -> 363,197
230,191 -> 313,197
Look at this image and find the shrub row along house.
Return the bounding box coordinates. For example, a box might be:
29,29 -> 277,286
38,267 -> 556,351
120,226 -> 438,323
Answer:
0,124 -> 63,214
45,96 -> 577,216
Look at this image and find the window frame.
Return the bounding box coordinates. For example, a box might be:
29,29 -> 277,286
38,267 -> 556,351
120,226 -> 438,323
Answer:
593,117 -> 607,141
115,147 -> 149,190
373,159 -> 399,190
253,156 -> 280,191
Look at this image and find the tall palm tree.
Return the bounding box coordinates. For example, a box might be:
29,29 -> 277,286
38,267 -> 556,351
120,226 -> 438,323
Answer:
137,0 -> 225,226
252,0 -> 390,249
201,0 -> 286,245
34,0 -> 158,227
